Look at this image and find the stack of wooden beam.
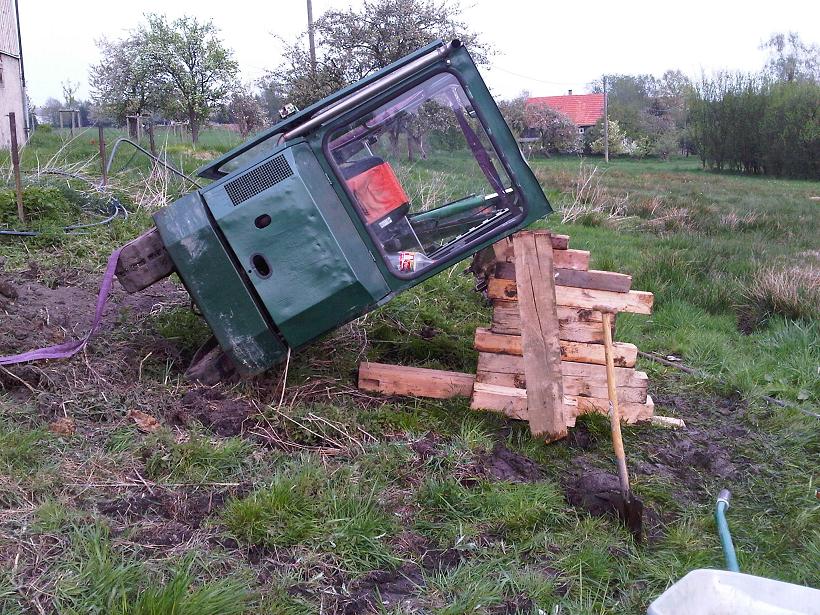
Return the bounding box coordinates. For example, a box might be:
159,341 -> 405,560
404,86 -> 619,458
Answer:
358,230 -> 655,441
470,233 -> 655,430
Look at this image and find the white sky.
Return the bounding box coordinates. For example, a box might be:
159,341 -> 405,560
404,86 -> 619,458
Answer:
20,0 -> 820,107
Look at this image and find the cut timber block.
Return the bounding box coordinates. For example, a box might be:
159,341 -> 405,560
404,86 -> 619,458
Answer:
477,352 -> 645,386
493,234 -> 569,263
470,383 -> 654,426
488,279 -> 654,315
491,301 -> 603,336
487,317 -> 612,344
474,328 -> 637,367
358,362 -> 475,399
470,383 -> 530,420
494,262 -> 632,293
475,369 -> 647,402
513,231 -> 567,441
553,249 -> 589,271
572,395 -> 655,425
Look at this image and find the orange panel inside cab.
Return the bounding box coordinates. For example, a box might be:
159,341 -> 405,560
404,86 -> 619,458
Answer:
345,162 -> 409,224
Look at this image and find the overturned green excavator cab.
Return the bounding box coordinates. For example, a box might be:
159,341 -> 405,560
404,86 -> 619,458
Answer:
120,40 -> 552,376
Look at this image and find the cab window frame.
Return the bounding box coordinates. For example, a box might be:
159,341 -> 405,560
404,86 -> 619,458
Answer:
322,68 -> 528,280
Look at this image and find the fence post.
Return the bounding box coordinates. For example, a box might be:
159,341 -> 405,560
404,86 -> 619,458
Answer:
147,119 -> 156,157
98,124 -> 107,187
8,112 -> 25,224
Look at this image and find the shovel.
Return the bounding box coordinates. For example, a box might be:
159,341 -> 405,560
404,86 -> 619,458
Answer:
601,310 -> 644,539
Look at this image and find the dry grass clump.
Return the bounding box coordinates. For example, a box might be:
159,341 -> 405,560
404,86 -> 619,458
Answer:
558,162 -> 629,224
736,265 -> 820,333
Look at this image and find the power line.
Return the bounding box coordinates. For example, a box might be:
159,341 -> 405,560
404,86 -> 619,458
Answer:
487,64 -> 582,87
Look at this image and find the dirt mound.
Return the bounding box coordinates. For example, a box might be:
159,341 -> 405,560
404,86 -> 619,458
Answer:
477,444 -> 544,483
0,266 -> 190,394
342,564 -> 424,614
100,488 -> 229,528
173,388 -> 255,437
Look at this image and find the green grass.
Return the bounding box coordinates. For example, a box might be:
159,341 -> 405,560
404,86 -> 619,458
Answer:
0,132 -> 817,613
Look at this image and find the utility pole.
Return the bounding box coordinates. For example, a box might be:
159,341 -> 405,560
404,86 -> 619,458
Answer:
603,75 -> 609,163
307,0 -> 317,76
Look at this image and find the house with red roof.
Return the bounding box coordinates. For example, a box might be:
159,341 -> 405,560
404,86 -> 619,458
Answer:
526,91 -> 605,136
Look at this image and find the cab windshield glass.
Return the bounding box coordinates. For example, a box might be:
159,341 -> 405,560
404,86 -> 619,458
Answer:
327,73 -> 523,275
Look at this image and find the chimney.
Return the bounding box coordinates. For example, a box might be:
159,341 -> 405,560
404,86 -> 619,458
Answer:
568,89 -> 573,95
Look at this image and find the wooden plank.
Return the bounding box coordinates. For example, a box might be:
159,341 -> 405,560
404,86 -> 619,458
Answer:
513,231 -> 567,441
572,394 -> 655,424
358,362 -> 475,399
553,249 -> 589,271
470,384 -> 653,425
488,279 -> 653,315
491,316 -> 610,343
492,234 -> 568,262
477,352 -> 644,385
475,369 -> 647,402
470,382 -> 530,420
494,262 -> 632,293
491,302 -> 603,336
474,328 -> 637,367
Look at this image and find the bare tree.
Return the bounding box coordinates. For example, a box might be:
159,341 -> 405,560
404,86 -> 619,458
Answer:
761,32 -> 819,83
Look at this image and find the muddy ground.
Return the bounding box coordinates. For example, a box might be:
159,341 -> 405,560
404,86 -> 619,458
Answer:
0,267 -> 762,612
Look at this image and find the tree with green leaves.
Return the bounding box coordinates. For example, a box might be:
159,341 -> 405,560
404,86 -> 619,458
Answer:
229,85 -> 266,138
141,14 -> 238,143
524,103 -> 580,155
90,34 -> 170,123
497,92 -> 530,138
266,0 -> 490,110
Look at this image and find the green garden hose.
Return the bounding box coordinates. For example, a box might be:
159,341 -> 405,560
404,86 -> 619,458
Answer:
716,489 -> 740,572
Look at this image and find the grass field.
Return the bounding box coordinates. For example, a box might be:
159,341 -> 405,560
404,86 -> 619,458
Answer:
0,128 -> 818,614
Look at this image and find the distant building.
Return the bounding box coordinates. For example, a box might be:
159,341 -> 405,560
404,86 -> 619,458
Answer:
526,91 -> 605,135
0,0 -> 26,148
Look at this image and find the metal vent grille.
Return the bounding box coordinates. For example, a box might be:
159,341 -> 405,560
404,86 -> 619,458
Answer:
225,155 -> 294,205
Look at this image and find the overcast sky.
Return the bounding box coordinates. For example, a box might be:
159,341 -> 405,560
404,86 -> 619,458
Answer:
20,0 -> 820,107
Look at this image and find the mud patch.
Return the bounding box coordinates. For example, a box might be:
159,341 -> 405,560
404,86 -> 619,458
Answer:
343,564 -> 424,614
132,521 -> 194,547
410,435 -> 441,460
476,443 -> 543,483
99,488 -> 229,529
634,392 -> 751,494
489,596 -> 535,614
174,388 -> 255,437
563,463 -> 662,541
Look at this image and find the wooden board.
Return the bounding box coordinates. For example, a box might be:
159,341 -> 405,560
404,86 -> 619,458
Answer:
552,249 -> 589,271
494,262 -> 632,293
488,279 -> 654,315
358,362 -> 475,399
474,328 -> 637,367
470,383 -> 654,425
491,302 -> 604,336
492,234 -> 568,263
477,352 -> 644,385
493,317 -> 611,343
512,231 -> 567,440
475,369 -> 647,402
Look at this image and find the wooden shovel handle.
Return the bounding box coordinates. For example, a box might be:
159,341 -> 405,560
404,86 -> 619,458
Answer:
602,311 -> 630,495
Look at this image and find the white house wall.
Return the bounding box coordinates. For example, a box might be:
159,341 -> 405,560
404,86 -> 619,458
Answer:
0,0 -> 24,149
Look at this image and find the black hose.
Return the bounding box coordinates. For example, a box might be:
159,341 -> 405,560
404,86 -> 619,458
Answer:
0,169 -> 128,237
